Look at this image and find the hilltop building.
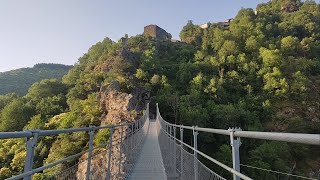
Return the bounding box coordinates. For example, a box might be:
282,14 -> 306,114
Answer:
143,25 -> 172,40
222,19 -> 233,27
200,23 -> 209,29
198,18 -> 233,29
170,39 -> 180,43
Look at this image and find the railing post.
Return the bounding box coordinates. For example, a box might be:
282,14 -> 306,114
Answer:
118,126 -> 124,176
138,119 -> 141,130
130,123 -> 133,151
193,126 -> 198,180
86,126 -> 95,180
173,126 -> 177,177
106,127 -> 114,180
133,121 -> 137,150
169,125 -> 173,177
156,103 -> 159,120
136,120 -> 140,146
180,127 -> 184,179
135,120 -> 138,132
229,127 -> 242,180
23,130 -> 39,180
166,124 -> 168,133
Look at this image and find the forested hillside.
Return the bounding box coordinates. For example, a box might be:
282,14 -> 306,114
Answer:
0,0 -> 319,179
0,64 -> 72,96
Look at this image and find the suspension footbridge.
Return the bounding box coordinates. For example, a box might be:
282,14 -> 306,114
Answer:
0,103 -> 319,180
128,119 -> 166,180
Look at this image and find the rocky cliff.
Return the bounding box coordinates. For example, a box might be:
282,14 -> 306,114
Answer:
75,43 -> 150,179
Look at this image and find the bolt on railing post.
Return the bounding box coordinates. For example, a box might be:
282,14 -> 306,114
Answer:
229,127 -> 242,180
193,126 -> 198,180
23,131 -> 39,180
180,127 -> 184,179
173,126 -> 177,177
118,126 -> 124,176
86,126 -> 95,180
106,127 -> 114,180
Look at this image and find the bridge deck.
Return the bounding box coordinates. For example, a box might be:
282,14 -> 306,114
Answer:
128,119 -> 167,180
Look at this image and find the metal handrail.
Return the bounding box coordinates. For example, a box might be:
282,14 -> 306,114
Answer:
2,102 -> 319,180
0,131 -> 33,139
156,103 -> 320,180
159,116 -> 320,145
0,122 -> 137,140
2,103 -> 150,180
159,125 -> 253,180
7,149 -> 90,180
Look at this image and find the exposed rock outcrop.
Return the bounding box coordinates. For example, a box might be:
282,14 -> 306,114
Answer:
76,81 -> 148,179
75,43 -> 150,179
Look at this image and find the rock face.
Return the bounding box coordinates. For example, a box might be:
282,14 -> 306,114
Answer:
100,81 -> 140,125
144,25 -> 172,40
75,46 -> 151,179
76,81 -> 148,179
281,0 -> 299,13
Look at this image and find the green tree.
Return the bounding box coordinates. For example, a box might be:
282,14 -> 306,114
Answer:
150,74 -> 161,85
259,47 -> 282,68
0,93 -> 18,110
281,36 -> 299,55
248,142 -> 291,180
10,151 -> 26,172
24,114 -> 45,130
263,67 -> 289,96
94,129 -> 110,146
35,95 -> 67,116
44,134 -> 84,176
180,20 -> 203,46
26,79 -> 67,104
0,167 -> 11,179
0,98 -> 35,131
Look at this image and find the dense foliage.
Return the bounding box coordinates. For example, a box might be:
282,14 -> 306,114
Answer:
171,1 -> 320,178
0,63 -> 72,96
0,0 -> 319,179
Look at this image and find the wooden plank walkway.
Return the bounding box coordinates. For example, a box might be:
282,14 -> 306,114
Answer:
128,119 -> 167,180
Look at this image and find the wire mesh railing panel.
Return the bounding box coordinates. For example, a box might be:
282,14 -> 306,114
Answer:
156,116 -> 174,178
156,112 -> 226,180
197,157 -> 226,180
46,164 -> 79,180
7,102 -> 318,180
44,145 -> 110,180
175,141 -> 181,174
43,106 -> 150,180
122,116 -> 150,179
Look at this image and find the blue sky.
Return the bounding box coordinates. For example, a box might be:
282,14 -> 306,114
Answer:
0,0 -> 282,72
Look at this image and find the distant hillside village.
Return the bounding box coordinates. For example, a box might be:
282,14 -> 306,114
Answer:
142,1 -> 300,42
142,18 -> 234,42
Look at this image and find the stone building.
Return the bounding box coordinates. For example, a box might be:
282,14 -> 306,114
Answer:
143,25 -> 172,40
